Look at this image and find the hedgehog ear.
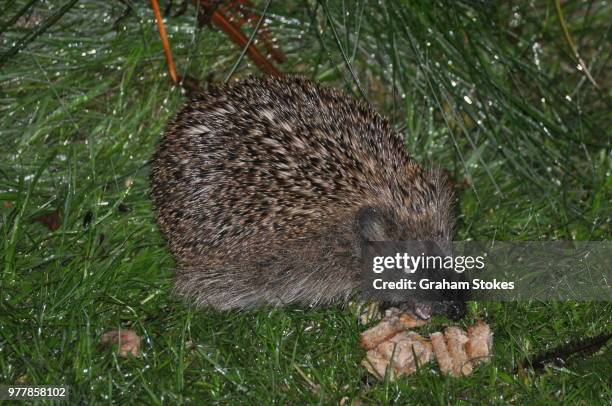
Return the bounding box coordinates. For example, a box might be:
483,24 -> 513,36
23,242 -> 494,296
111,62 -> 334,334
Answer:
355,206 -> 389,242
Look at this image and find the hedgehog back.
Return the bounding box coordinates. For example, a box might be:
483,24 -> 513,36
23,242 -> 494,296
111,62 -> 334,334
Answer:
150,76 -> 417,266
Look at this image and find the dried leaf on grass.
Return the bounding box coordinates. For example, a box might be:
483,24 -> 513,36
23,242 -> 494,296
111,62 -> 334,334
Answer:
34,209 -> 61,231
100,330 -> 141,357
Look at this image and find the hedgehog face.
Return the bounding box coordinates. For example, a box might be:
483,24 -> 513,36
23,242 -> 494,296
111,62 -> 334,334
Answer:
355,184 -> 466,320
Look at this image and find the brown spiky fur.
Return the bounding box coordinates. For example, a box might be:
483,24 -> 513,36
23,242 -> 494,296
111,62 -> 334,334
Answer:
150,75 -> 455,311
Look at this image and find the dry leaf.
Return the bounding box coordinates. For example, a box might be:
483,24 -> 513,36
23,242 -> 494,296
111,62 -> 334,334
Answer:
101,329 -> 141,357
34,209 -> 61,231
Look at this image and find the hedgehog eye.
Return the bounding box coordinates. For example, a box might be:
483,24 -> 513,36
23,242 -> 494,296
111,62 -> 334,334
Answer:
355,206 -> 389,242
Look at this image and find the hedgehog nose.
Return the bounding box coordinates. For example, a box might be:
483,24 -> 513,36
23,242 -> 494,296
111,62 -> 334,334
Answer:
448,301 -> 466,321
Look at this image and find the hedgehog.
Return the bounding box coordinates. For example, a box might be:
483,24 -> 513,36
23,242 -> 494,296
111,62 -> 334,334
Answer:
150,75 -> 466,320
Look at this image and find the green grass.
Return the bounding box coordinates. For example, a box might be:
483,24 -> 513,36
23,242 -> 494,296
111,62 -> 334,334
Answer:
1,0 -> 610,403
